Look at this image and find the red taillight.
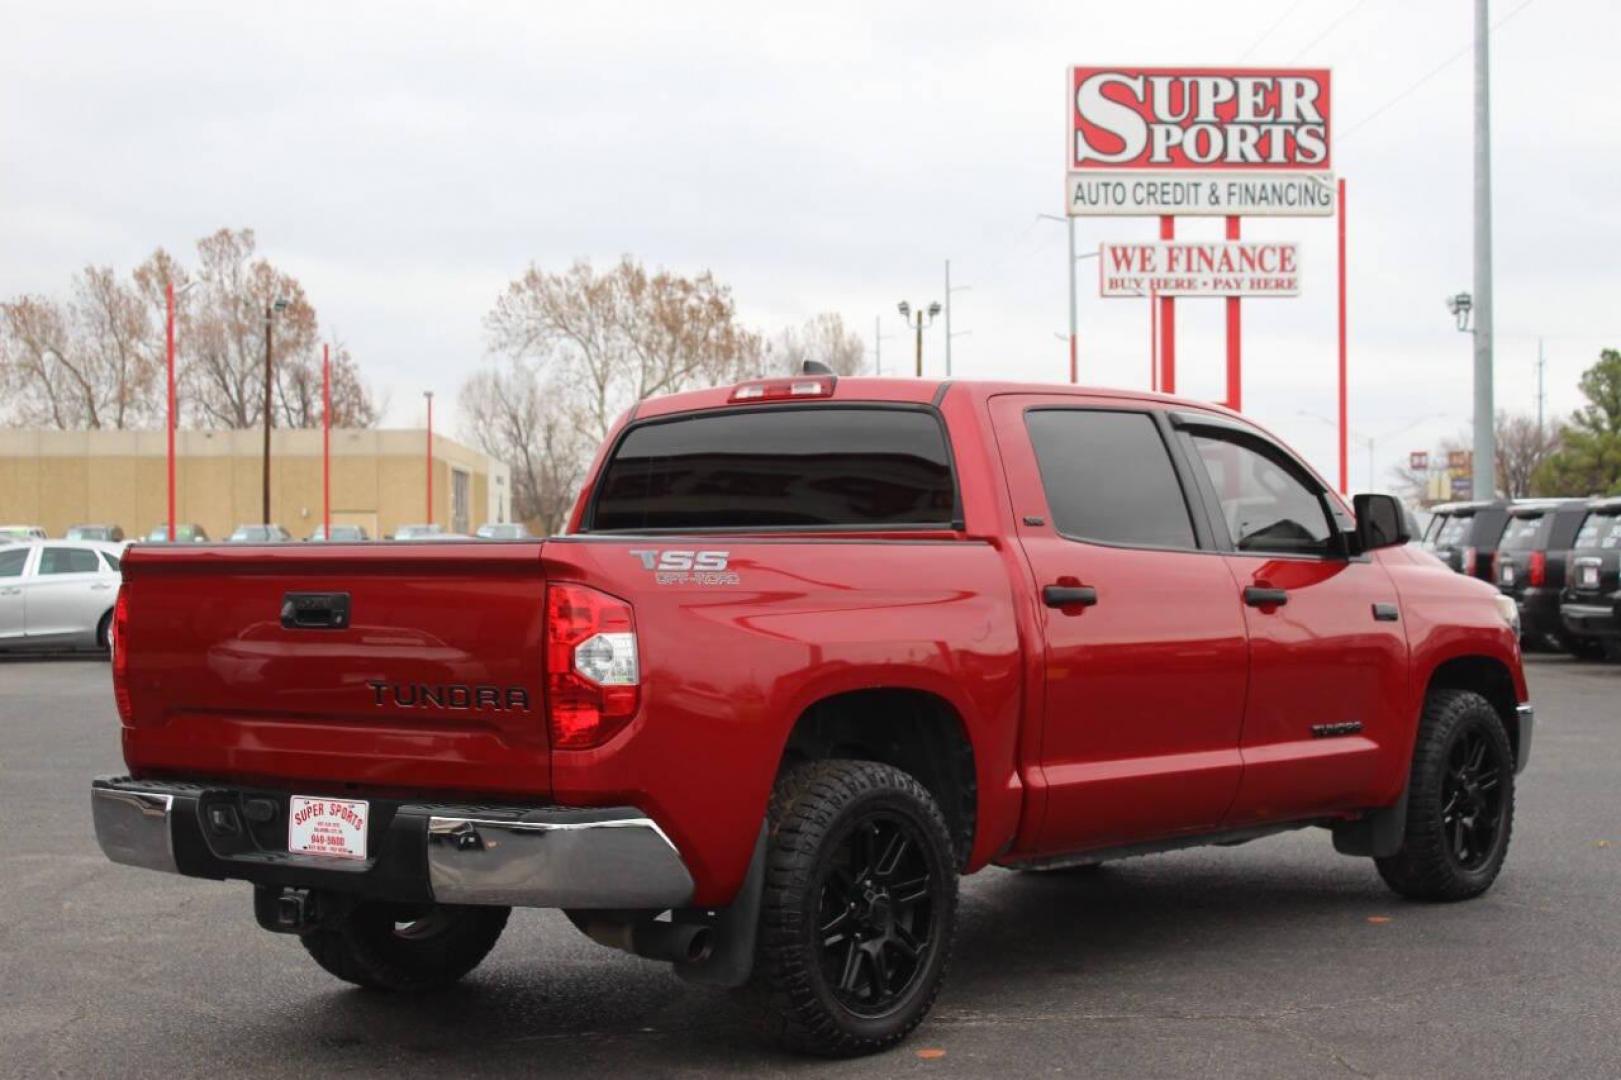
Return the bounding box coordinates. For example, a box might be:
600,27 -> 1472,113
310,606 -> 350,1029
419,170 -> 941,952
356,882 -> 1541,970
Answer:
112,585 -> 132,723
545,583 -> 640,750
1463,547 -> 1478,576
729,376 -> 835,403
1528,550 -> 1547,587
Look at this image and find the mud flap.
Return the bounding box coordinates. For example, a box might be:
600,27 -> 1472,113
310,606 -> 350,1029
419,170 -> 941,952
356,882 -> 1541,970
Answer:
675,823 -> 767,988
1331,786 -> 1409,858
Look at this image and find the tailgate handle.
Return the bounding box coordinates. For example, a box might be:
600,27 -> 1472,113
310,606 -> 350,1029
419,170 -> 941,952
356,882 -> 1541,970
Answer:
281,592 -> 350,630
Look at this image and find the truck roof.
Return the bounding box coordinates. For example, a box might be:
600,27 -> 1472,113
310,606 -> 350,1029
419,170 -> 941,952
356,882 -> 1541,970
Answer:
631,375 -> 1243,421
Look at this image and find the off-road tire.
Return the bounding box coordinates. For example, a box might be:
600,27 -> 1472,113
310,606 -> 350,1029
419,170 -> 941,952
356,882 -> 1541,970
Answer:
300,902 -> 510,991
753,759 -> 958,1057
1376,689 -> 1515,901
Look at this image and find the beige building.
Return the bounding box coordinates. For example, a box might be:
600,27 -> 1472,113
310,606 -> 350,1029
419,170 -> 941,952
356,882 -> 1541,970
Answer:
0,428 -> 511,541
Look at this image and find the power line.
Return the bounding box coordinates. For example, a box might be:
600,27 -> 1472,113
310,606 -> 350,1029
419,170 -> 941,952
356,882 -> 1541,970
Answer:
1339,0 -> 1537,142
1237,0 -> 1308,62
1286,0 -> 1376,63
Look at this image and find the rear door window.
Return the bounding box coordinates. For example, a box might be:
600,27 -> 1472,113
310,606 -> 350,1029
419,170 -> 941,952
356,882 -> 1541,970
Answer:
1024,409 -> 1196,549
590,406 -> 956,531
1498,515 -> 1544,551
0,548 -> 28,578
1433,513 -> 1473,548
39,547 -> 100,575
1573,511 -> 1618,550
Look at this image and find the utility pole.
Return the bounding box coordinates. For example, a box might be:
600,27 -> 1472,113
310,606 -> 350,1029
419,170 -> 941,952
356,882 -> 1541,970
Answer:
262,304 -> 274,525
261,298 -> 287,525
1536,337 -> 1546,438
1472,0 -> 1495,499
944,259 -> 970,377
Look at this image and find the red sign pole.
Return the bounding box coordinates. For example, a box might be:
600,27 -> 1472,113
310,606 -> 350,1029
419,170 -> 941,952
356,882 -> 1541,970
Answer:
1337,178 -> 1349,495
321,344 -> 331,539
1149,283 -> 1159,392
1225,215 -> 1242,411
1158,216 -> 1175,393
165,279 -> 176,542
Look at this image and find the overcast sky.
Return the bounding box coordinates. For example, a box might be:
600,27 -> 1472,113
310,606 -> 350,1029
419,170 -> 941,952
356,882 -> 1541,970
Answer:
3,0 -> 1616,491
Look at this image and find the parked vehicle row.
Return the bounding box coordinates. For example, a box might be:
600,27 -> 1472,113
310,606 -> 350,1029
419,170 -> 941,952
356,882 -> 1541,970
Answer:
3,521 -> 536,544
1423,496 -> 1621,658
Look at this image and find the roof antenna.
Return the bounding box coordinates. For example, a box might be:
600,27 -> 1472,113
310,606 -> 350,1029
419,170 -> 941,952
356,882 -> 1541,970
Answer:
800,359 -> 834,375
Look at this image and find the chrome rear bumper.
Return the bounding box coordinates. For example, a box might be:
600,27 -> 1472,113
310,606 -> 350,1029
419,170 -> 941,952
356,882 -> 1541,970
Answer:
91,777 -> 693,910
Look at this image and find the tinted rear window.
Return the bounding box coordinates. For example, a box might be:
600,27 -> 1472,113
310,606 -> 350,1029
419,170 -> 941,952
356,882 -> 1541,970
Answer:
1432,513 -> 1473,548
1026,409 -> 1196,549
591,407 -> 956,531
1574,511 -> 1620,550
1498,514 -> 1545,551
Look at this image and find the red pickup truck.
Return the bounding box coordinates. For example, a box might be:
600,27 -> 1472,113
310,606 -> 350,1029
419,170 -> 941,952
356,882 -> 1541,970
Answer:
94,374 -> 1531,1056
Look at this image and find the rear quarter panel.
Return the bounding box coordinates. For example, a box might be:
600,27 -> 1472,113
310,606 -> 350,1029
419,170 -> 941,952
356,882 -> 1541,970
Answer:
543,535 -> 1024,906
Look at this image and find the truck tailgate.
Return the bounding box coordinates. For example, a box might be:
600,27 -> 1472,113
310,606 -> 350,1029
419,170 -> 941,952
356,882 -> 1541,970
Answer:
118,542 -> 550,798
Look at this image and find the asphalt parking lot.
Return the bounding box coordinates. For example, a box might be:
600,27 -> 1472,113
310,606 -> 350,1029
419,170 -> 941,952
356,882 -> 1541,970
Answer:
2,654 -> 1617,1079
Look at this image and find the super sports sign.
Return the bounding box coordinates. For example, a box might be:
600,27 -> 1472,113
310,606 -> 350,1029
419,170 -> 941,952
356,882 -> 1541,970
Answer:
1067,67 -> 1334,217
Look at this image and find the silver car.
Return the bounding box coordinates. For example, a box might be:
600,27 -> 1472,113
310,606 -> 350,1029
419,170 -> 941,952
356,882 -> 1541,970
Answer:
0,541 -> 122,652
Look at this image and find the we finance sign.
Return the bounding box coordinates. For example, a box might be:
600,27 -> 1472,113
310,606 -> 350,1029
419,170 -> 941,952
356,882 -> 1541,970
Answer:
1067,67 -> 1334,217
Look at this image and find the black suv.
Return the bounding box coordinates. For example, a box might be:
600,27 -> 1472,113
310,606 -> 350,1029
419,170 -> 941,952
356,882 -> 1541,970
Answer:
1422,499 -> 1514,581
1559,497 -> 1621,658
1494,499 -> 1591,650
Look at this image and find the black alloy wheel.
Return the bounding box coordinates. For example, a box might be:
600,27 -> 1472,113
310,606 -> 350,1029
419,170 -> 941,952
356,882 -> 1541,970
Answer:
816,814 -> 935,1016
753,759 -> 958,1056
1440,725 -> 1507,871
1376,688 -> 1515,902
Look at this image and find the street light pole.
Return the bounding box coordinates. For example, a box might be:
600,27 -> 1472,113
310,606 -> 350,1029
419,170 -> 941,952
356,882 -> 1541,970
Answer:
1471,0 -> 1496,500
1066,217 -> 1077,383
165,280 -> 177,542
895,300 -> 940,377
261,299 -> 287,526
424,391 -> 434,526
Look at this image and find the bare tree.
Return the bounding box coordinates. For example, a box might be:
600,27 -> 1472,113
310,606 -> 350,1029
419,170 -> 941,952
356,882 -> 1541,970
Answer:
0,266 -> 161,429
1495,412 -> 1560,499
485,256 -> 765,441
276,339 -> 379,429
1389,412 -> 1559,504
459,360 -> 590,534
774,312 -> 867,375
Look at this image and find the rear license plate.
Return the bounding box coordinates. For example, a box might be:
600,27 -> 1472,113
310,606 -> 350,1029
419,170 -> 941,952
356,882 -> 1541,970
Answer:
1580,565 -> 1600,588
288,796 -> 369,861
1500,564 -> 1516,585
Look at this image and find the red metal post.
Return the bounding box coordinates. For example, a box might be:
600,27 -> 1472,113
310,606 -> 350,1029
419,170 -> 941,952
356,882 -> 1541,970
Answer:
165,279 -> 176,542
1158,216 -> 1175,394
1149,283 -> 1159,392
425,393 -> 434,525
1337,178 -> 1349,495
1225,215 -> 1242,411
322,344 -> 331,539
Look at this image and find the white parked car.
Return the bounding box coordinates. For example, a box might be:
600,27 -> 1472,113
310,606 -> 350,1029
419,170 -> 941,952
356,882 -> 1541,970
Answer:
0,525 -> 48,542
0,541 -> 123,653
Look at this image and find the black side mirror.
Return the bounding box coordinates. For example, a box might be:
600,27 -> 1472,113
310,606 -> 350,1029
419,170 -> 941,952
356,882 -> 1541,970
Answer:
1352,493 -> 1411,553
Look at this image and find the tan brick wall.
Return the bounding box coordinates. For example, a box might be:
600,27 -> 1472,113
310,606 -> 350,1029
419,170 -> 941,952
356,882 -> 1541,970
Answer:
0,428 -> 509,540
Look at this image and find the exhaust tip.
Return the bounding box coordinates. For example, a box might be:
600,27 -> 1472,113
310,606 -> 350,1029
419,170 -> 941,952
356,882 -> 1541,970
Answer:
684,927 -> 714,964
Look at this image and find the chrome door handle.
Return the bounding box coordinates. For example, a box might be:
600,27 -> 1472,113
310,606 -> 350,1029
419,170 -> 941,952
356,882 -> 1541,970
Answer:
0,587 -> 19,596
91,583 -> 112,591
